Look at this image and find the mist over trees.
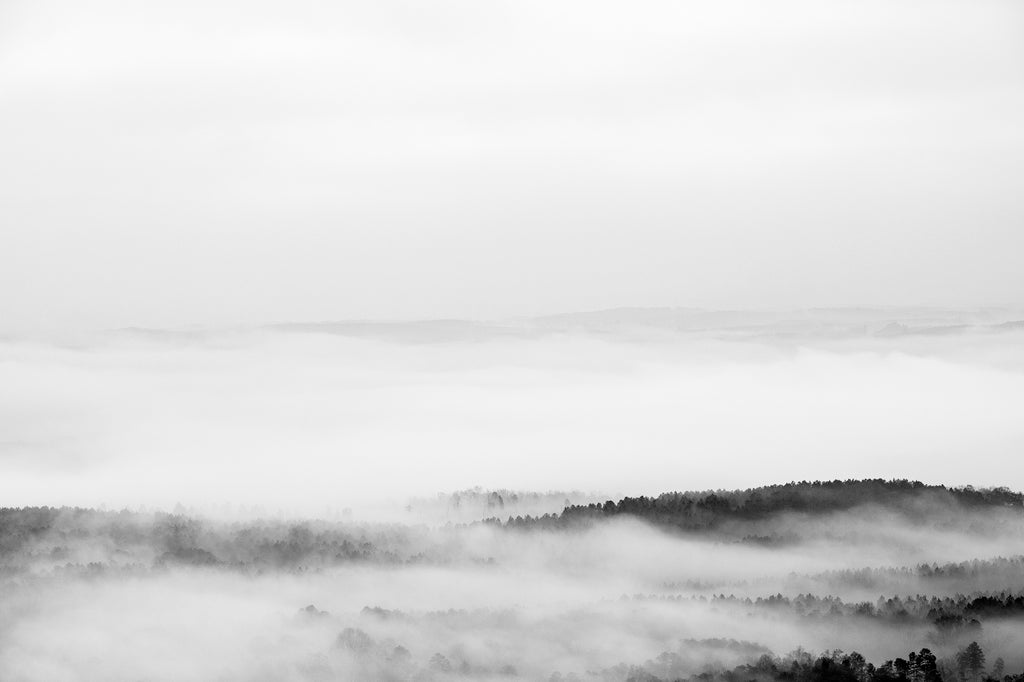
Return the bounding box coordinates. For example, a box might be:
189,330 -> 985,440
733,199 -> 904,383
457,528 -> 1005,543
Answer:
4,479 -> 1024,574
4,480 -> 1024,680
498,480 -> 1024,531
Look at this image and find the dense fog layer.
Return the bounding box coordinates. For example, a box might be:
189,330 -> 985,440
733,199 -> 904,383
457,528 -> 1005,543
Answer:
2,308 -> 1023,513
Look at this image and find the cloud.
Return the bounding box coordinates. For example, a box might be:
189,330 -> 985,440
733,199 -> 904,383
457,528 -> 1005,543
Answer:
1,322 -> 1022,511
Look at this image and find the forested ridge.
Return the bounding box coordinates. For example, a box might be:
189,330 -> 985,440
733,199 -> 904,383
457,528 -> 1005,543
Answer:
493,479 -> 1024,530
624,591 -> 1024,633
3,480 -> 1024,572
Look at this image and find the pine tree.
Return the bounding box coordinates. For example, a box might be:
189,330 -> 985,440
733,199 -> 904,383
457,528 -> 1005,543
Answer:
956,642 -> 986,682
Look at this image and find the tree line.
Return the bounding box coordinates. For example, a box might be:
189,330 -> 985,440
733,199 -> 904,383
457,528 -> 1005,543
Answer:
619,642 -> 1015,682
488,480 -> 1024,531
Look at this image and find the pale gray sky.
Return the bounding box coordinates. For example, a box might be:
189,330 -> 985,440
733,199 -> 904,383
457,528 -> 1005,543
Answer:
2,0 -> 1023,332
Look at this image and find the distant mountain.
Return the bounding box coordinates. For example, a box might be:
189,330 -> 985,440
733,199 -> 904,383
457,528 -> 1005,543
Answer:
95,307 -> 1024,345
264,307 -> 1024,343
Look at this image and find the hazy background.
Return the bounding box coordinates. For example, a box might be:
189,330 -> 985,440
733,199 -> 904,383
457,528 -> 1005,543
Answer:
2,0 -> 1024,333
2,309 -> 1023,512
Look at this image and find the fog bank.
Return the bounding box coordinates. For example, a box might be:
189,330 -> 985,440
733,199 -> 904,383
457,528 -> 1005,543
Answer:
1,309 -> 1023,511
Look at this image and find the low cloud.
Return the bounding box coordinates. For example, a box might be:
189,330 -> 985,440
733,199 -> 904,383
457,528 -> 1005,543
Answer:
1,318 -> 1023,511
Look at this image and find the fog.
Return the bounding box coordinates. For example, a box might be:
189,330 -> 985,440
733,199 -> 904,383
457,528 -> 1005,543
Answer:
4,496 -> 1024,681
2,308 -> 1023,511
3,310 -> 1024,680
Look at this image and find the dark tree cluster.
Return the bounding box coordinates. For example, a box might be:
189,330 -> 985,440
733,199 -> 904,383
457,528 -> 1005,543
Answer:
618,642 -> 1015,682
624,591 -> 1024,632
496,480 -> 1024,531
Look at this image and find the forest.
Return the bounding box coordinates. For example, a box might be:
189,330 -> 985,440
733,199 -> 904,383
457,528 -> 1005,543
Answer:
3,480 -> 1024,681
3,479 -> 1022,566
499,480 -> 1024,530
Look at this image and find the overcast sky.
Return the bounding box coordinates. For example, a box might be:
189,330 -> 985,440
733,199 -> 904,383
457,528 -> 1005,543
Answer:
2,0 -> 1023,332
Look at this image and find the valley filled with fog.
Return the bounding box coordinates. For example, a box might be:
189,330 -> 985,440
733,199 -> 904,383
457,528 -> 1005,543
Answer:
2,309 -> 1024,681
4,482 -> 1024,681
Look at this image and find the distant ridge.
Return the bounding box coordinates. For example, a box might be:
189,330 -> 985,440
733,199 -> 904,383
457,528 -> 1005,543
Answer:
96,307 -> 1024,344
500,479 -> 1024,530
262,307 -> 1024,342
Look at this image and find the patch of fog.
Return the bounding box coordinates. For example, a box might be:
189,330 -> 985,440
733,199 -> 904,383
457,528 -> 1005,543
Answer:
2,561 -> 1016,681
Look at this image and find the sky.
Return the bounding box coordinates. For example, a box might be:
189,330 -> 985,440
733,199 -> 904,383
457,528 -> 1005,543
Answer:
2,0 -> 1024,333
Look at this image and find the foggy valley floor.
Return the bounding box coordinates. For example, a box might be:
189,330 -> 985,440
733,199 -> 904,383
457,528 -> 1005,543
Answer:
3,481 -> 1024,681
2,315 -> 1023,680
